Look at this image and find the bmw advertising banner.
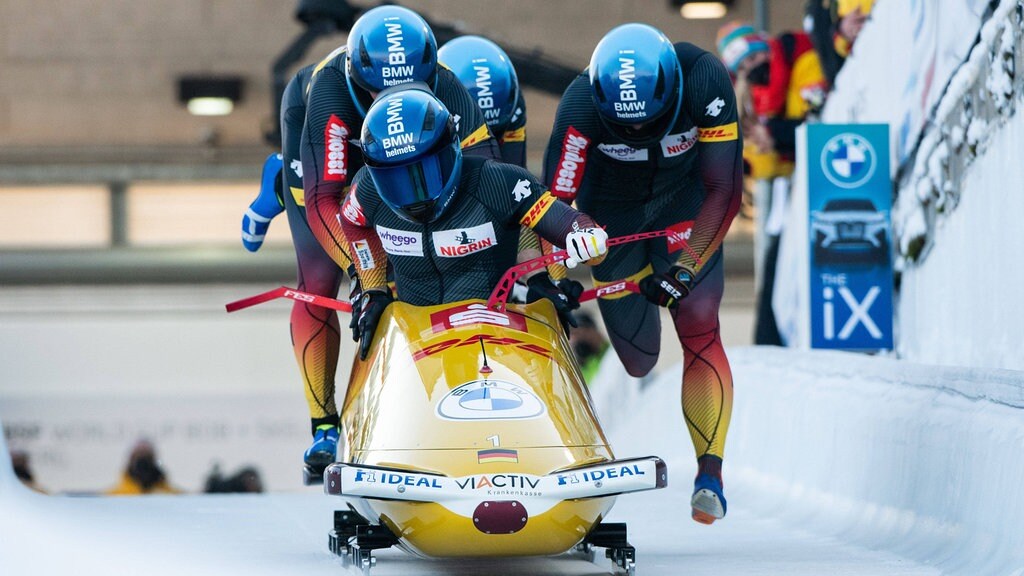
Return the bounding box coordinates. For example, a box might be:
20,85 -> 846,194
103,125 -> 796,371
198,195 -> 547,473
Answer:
807,124 -> 893,351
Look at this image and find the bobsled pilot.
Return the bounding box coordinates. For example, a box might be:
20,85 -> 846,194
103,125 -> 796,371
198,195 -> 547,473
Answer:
338,86 -> 609,360
543,23 -> 743,525
242,5 -> 503,475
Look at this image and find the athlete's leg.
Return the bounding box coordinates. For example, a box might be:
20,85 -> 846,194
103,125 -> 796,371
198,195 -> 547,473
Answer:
591,238 -> 662,378
669,253 -> 732,461
646,195 -> 733,521
284,191 -> 346,434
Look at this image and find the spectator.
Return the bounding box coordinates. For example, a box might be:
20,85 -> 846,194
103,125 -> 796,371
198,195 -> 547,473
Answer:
204,464 -> 264,494
717,21 -> 827,171
10,449 -> 46,494
717,22 -> 827,346
569,311 -> 609,384
106,439 -> 182,496
804,0 -> 876,86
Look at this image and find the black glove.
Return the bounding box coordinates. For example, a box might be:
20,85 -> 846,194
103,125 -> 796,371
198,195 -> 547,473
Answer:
346,264 -> 362,342
527,273 -> 582,329
639,265 -> 694,309
356,289 -> 393,360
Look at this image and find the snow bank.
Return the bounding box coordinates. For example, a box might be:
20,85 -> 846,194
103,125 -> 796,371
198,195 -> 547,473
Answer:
593,349 -> 1024,576
811,0 -> 1024,370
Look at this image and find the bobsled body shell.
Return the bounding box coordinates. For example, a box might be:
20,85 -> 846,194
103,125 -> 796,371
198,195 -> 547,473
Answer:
339,298 -> 617,557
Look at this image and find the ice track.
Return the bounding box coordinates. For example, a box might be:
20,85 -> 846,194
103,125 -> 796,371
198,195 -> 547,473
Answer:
7,344 -> 1020,575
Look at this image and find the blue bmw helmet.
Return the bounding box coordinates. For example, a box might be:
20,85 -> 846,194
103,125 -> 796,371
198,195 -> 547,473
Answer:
360,85 -> 462,224
345,5 -> 438,114
589,23 -> 683,146
438,35 -> 520,133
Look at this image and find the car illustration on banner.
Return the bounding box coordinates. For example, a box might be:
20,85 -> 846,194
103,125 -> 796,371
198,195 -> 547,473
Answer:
810,198 -> 890,265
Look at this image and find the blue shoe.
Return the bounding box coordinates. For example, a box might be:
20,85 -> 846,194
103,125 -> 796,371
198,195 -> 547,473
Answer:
241,153 -> 284,252
691,473 -> 727,524
303,424 -> 340,468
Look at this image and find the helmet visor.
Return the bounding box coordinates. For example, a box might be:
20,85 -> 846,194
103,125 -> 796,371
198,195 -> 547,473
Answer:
366,136 -> 460,223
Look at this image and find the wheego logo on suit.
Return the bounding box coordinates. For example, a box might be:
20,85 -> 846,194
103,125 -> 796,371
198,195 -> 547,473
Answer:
597,143 -> 648,162
324,115 -> 349,181
433,222 -> 496,257
552,127 -> 590,198
375,225 -> 423,256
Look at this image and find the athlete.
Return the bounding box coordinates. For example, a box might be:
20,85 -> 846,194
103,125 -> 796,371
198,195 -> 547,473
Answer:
338,86 -> 608,358
438,35 -> 527,168
438,35 -> 582,325
543,24 -> 743,525
242,5 -> 499,477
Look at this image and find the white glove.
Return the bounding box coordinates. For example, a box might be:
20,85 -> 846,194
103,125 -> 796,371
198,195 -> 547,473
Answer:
564,226 -> 608,269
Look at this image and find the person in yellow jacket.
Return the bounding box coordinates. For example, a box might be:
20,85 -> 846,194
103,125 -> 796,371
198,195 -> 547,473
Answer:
717,22 -> 828,179
717,22 -> 829,346
805,0 -> 876,86
106,439 -> 183,495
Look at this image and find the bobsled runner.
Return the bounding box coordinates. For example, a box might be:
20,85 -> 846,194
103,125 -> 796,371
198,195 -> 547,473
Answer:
226,230 -> 680,575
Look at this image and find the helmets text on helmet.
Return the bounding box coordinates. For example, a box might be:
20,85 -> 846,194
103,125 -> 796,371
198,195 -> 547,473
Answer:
382,97 -> 416,157
382,18 -> 414,86
615,50 -> 646,119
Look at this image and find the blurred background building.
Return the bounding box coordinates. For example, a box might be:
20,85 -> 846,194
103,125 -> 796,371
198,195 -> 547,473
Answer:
0,0 -> 801,280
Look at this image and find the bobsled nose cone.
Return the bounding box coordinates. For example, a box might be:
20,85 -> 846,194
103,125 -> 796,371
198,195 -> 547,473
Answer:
473,500 -> 528,534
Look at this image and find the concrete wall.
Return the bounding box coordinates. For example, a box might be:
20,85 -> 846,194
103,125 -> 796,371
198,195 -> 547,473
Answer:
0,0 -> 806,164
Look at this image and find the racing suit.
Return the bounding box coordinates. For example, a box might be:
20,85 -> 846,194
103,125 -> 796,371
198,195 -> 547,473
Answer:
496,91 -> 528,169
542,42 -> 743,461
285,48 -> 498,433
340,157 -> 598,307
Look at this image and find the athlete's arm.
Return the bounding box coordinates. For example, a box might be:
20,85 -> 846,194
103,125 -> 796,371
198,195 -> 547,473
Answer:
338,169 -> 388,292
498,93 -> 528,168
677,53 -> 744,274
541,76 -> 599,203
300,64 -> 356,270
480,164 -> 603,263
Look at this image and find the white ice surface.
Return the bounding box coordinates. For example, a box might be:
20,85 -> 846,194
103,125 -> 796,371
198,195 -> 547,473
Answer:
5,346 -> 1022,575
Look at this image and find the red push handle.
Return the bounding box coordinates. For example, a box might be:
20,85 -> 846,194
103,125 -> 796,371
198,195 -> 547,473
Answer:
228,228 -> 699,314
226,286 -> 352,313
486,229 -> 677,311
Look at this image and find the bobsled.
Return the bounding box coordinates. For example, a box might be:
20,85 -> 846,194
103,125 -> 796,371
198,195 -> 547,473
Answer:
226,230 -> 676,574
325,296 -> 665,566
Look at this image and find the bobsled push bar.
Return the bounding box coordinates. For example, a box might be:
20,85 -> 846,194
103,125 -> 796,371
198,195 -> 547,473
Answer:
324,456 -> 667,508
225,228 -> 700,314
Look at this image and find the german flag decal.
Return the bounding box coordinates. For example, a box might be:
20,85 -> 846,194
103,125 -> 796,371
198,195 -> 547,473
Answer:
477,448 -> 519,464
519,191 -> 557,228
698,122 -> 739,142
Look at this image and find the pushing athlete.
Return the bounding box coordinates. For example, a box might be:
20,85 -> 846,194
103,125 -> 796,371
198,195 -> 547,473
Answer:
543,23 -> 743,524
241,5 -> 499,477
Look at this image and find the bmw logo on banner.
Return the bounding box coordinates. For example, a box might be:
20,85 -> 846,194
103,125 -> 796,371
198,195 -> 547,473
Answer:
820,133 -> 877,189
807,124 -> 893,351
436,379 -> 547,421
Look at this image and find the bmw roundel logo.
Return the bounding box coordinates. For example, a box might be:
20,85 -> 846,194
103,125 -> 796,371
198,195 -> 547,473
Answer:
436,379 -> 546,421
820,133 -> 877,189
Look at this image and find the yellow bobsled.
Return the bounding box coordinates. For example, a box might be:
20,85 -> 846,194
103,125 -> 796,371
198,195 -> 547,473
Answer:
322,297 -> 667,573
